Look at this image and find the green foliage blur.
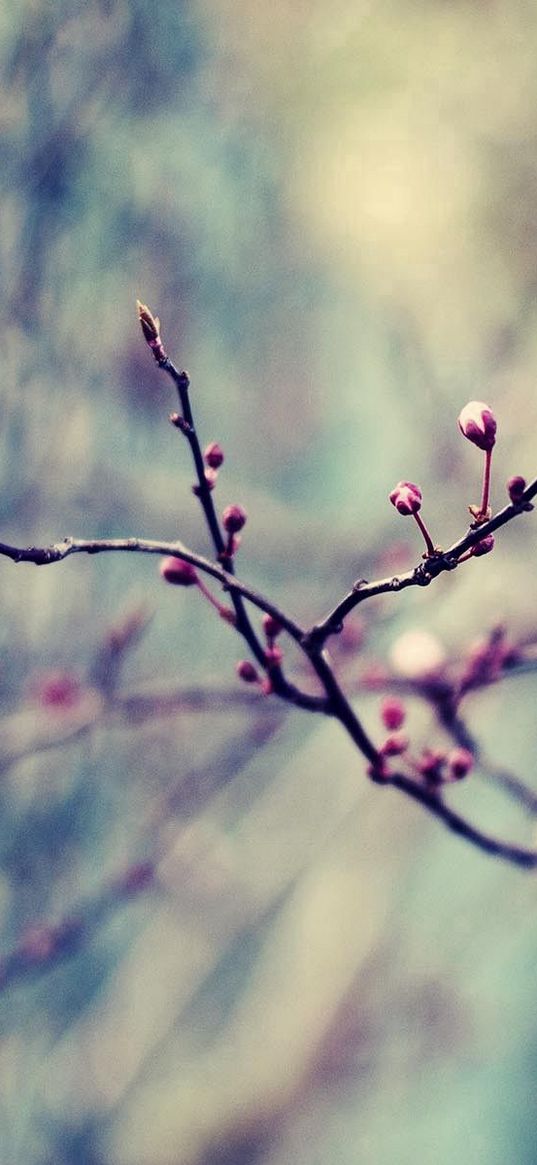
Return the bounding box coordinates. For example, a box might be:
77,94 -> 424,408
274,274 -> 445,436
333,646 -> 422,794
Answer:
1,2 -> 537,1163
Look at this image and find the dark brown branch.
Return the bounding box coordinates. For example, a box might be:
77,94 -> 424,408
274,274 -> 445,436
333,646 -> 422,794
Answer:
305,477 -> 537,648
389,774 -> 537,868
0,536 -> 326,713
162,360 -> 272,675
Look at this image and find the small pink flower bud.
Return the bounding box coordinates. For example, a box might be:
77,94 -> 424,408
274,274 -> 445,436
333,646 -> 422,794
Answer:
457,401 -> 497,451
389,481 -> 422,516
262,614 -> 282,641
380,696 -> 406,731
265,645 -> 283,667
507,475 -> 526,503
192,469 -> 218,496
33,670 -> 82,711
446,748 -> 474,780
236,660 -> 259,684
381,732 -> 409,756
159,557 -> 198,586
470,534 -> 495,557
204,442 -> 224,469
222,504 -> 247,533
418,748 -> 446,783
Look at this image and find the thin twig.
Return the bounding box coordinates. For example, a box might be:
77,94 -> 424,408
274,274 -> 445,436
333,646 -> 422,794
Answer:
305,477 -> 537,648
389,774 -> 537,868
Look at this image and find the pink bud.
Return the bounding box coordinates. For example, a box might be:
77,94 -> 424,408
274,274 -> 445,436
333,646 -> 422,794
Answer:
380,696 -> 406,731
507,475 -> 526,503
222,504 -> 247,533
236,660 -> 259,683
457,401 -> 497,451
262,614 -> 282,641
381,732 -> 409,756
265,645 -> 283,667
204,442 -> 224,469
33,670 -> 82,711
389,481 -> 422,516
446,748 -> 474,780
418,748 -> 446,783
192,469 -> 218,496
470,534 -> 495,557
159,557 -> 198,586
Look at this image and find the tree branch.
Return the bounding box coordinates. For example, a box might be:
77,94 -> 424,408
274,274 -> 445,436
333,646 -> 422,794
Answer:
305,477 -> 537,648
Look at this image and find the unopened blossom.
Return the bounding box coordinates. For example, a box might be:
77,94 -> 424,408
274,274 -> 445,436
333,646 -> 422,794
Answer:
222,504 -> 247,533
507,475 -> 526,503
446,748 -> 474,780
204,442 -> 225,469
236,660 -> 259,684
159,557 -> 198,586
380,696 -> 406,731
389,481 -> 422,516
458,401 -> 497,452
470,534 -> 495,557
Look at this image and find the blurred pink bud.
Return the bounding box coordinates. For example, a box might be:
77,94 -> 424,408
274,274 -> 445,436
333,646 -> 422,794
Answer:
389,481 -> 422,516
159,557 -> 198,586
390,629 -> 446,679
262,614 -> 282,641
470,534 -> 495,557
446,748 -> 474,780
33,670 -> 82,711
236,660 -> 259,683
417,748 -> 446,783
381,732 -> 409,756
265,645 -> 283,667
222,504 -> 247,533
380,696 -> 406,731
457,401 -> 496,451
192,469 -> 218,496
204,442 -> 224,469
507,475 -> 526,503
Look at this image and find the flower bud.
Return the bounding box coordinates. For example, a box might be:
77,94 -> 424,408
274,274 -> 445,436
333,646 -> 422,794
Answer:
265,645 -> 283,667
507,475 -> 526,503
136,299 -> 166,363
446,748 -> 474,780
222,504 -> 247,533
470,534 -> 495,557
159,557 -> 198,586
418,748 -> 446,783
381,732 -> 409,756
204,442 -> 224,469
236,660 -> 259,684
457,401 -> 496,451
389,481 -> 422,516
262,614 -> 282,641
380,696 -> 406,731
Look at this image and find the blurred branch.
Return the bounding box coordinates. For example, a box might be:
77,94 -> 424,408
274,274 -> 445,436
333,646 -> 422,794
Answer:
0,860 -> 156,996
305,478 -> 537,649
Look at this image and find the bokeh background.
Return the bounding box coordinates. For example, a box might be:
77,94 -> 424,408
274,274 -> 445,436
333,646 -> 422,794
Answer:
1,1 -> 537,1162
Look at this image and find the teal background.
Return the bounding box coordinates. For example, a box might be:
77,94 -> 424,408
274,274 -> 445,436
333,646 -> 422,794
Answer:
0,2 -> 536,1163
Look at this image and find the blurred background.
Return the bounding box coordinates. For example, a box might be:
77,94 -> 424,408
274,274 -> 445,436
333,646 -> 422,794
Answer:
1,1 -> 537,1162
